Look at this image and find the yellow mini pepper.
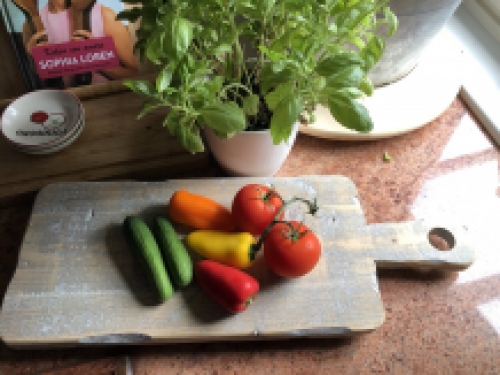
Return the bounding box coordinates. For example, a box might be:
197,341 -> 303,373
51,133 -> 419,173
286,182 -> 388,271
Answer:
186,230 -> 258,269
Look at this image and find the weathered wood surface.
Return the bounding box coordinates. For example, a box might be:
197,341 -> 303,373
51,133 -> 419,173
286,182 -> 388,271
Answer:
0,90 -> 211,207
0,176 -> 475,348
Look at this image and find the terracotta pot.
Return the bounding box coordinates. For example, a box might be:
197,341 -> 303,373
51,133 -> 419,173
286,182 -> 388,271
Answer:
203,122 -> 299,177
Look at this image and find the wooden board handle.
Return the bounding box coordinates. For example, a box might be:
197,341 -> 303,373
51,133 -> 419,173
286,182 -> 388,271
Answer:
369,220 -> 475,270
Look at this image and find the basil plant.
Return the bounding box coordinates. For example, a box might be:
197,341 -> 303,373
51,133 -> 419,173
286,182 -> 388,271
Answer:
118,0 -> 397,153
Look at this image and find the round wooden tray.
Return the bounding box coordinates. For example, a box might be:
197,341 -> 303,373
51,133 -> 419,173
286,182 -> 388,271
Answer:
299,32 -> 463,141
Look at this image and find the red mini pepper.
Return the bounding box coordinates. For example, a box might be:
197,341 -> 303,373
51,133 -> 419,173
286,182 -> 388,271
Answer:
194,260 -> 259,313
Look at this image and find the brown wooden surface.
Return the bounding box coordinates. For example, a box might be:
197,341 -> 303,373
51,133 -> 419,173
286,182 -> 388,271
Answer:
0,90 -> 212,207
0,176 -> 474,348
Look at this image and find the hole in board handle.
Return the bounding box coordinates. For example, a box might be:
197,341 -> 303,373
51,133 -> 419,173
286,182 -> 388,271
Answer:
428,227 -> 455,251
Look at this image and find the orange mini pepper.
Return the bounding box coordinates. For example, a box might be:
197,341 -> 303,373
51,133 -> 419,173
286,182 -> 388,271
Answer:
168,190 -> 235,231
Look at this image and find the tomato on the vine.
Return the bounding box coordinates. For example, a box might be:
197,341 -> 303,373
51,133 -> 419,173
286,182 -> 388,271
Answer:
231,184 -> 284,235
263,221 -> 321,278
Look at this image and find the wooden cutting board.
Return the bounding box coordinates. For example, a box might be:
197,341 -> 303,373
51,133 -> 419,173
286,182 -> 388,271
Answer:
0,176 -> 475,348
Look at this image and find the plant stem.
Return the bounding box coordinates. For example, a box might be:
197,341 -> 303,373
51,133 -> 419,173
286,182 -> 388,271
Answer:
218,83 -> 253,101
249,194 -> 319,260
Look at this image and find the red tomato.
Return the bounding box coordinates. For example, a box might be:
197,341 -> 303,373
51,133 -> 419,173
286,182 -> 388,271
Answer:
231,184 -> 284,235
263,221 -> 321,278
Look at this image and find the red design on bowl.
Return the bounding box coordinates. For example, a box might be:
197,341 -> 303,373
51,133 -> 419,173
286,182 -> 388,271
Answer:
31,111 -> 49,124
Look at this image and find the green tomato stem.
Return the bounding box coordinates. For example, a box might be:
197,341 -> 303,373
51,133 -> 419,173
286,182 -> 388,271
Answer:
249,193 -> 319,260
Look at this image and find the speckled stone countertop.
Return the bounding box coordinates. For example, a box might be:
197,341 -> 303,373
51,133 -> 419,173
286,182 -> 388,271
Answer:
1,96 -> 499,374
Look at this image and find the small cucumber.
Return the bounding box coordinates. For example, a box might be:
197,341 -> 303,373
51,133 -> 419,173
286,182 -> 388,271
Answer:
154,216 -> 193,288
123,216 -> 174,303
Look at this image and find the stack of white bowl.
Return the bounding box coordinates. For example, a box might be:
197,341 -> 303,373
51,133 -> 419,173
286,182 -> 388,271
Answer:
1,90 -> 85,155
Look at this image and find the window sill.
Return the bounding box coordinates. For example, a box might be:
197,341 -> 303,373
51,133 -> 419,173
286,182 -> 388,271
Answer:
444,3 -> 500,147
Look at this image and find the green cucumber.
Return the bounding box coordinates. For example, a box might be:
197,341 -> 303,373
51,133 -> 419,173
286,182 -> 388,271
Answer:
123,216 -> 174,303
154,216 -> 193,288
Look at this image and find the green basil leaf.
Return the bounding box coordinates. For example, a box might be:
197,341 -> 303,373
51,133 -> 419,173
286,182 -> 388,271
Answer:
270,30 -> 293,52
199,102 -> 247,135
284,1 -> 305,12
146,31 -> 164,63
208,29 -> 218,42
175,121 -> 205,154
312,76 -> 326,92
363,54 -> 377,72
259,64 -> 293,94
235,1 -> 258,17
326,66 -> 364,89
337,3 -> 376,32
362,36 -> 385,71
383,6 -> 398,36
367,36 -> 385,57
335,8 -> 360,33
211,44 -> 232,61
242,94 -> 260,116
163,112 -> 204,153
265,82 -> 294,111
156,65 -> 174,92
289,31 -> 307,51
329,1 -> 345,16
270,93 -> 302,144
258,45 -> 283,63
328,22 -> 338,33
330,87 -> 365,99
172,17 -> 194,57
359,76 -> 374,96
316,52 -> 364,76
163,110 -> 181,134
191,83 -> 211,109
124,80 -> 156,97
348,35 -> 365,50
261,0 -> 276,15
328,92 -> 373,133
205,76 -> 224,97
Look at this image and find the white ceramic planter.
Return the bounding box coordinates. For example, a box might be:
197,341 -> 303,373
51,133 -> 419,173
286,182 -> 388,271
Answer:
203,121 -> 299,177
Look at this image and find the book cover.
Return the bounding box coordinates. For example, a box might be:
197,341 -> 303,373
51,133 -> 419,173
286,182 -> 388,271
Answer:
0,0 -> 142,91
